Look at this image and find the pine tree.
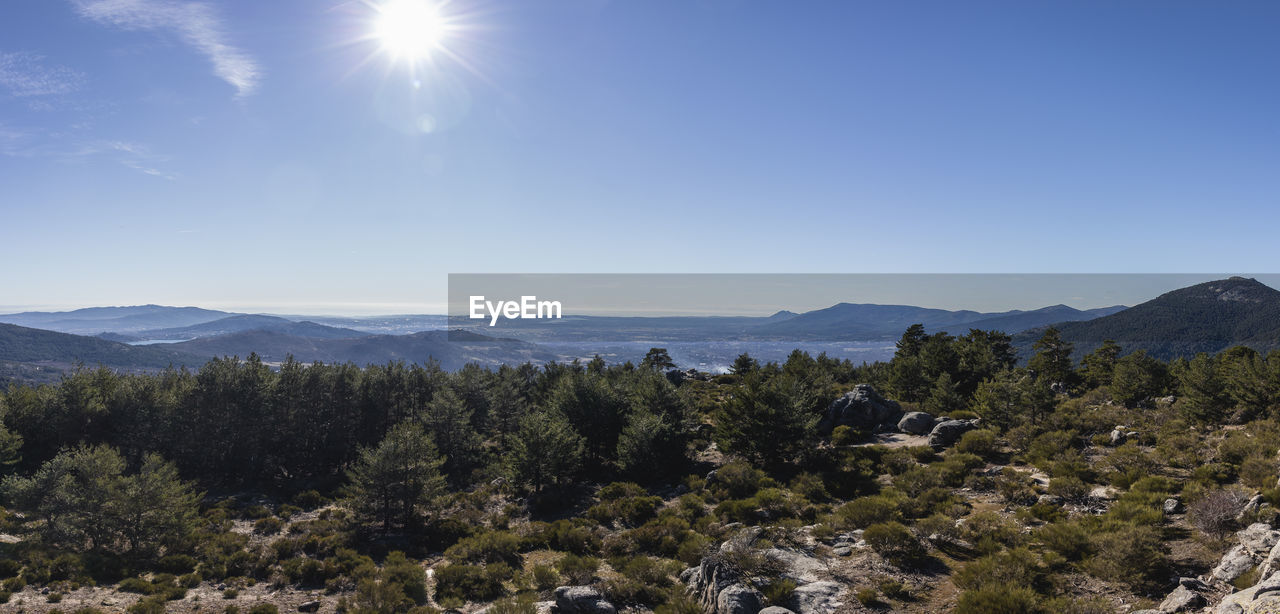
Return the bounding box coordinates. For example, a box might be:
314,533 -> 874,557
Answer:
714,375 -> 816,468
420,388 -> 483,484
346,421 -> 446,531
507,411 -> 583,494
1029,327 -> 1076,388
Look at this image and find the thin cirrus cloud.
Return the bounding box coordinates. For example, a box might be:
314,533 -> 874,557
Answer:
71,0 -> 261,98
0,52 -> 85,107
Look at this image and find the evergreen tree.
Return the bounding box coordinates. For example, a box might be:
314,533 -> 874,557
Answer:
640,348 -> 676,371
923,372 -> 966,416
1110,350 -> 1171,408
1081,339 -> 1122,388
1029,327 -> 1076,388
1,444 -> 198,554
346,421 -> 446,532
616,410 -> 683,479
419,388 -> 483,484
507,411 -> 583,494
1178,353 -> 1232,422
714,374 -> 816,468
730,352 -> 760,375
0,423 -> 21,475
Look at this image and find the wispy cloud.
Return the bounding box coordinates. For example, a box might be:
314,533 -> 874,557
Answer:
71,0 -> 261,97
0,52 -> 86,108
0,124 -> 176,180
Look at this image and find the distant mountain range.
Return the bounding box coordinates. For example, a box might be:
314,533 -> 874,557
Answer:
447,302 -> 1127,342
106,314 -> 371,343
0,305 -> 230,335
9,277 -> 1279,381
0,323 -> 199,369
1016,277 -> 1280,358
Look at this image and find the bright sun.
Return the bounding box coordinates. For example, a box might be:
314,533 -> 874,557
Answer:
375,0 -> 449,61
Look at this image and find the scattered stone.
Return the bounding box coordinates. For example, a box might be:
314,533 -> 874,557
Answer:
787,581 -> 844,614
897,411 -> 937,435
819,384 -> 903,433
759,608 -> 796,614
555,586 -> 617,614
1238,495 -> 1265,523
298,602 -> 321,613
1164,498 -> 1183,515
832,547 -> 852,557
717,584 -> 763,614
1213,545 -> 1257,583
927,419 -> 979,448
1158,584 -> 1205,612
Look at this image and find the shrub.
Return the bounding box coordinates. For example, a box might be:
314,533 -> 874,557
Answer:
955,585 -> 1044,614
445,530 -> 523,567
118,577 -> 154,594
603,557 -> 675,607
1047,476 -> 1088,501
762,578 -> 796,605
531,564 -> 559,590
248,605 -> 279,614
1190,489 -> 1250,538
831,426 -> 858,446
127,596 -> 168,614
1241,456 -> 1278,490
954,430 -> 998,458
433,564 -> 508,603
292,490 -> 328,510
953,548 -> 1044,591
835,496 -> 900,529
557,553 -> 600,584
855,587 -> 878,606
1086,524 -> 1166,589
254,517 -> 284,535
863,522 -> 925,566
1036,522 -> 1092,561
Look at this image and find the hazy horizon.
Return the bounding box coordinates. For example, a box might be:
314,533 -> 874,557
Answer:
5,273 -> 1279,319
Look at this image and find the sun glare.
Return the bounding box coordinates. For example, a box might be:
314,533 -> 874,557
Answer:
375,0 -> 449,61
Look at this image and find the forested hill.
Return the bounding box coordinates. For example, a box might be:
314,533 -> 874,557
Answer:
0,322 -> 199,368
1018,277 -> 1280,358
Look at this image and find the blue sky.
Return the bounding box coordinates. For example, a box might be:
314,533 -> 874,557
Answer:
2,1 -> 1279,314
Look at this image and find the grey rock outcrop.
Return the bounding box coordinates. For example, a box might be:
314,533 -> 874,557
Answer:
717,584 -> 763,614
554,586 -> 616,614
1211,524 -> 1280,583
1163,498 -> 1183,515
786,581 -> 844,614
758,608 -> 795,614
897,411 -> 937,435
1158,584 -> 1205,612
819,384 -> 902,433
927,419 -> 979,448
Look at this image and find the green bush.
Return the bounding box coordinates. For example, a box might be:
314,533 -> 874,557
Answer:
953,548 -> 1044,592
762,578 -> 797,605
433,564 -> 508,603
557,553 -> 600,585
445,530 -> 523,567
1036,522 -> 1092,561
863,522 -> 925,566
955,584 -> 1044,614
834,496 -> 900,529
118,577 -> 155,594
531,564 -> 559,590
954,430 -> 998,458
254,517 -> 284,535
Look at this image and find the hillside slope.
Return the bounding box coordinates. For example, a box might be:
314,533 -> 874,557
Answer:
1019,277 -> 1280,358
